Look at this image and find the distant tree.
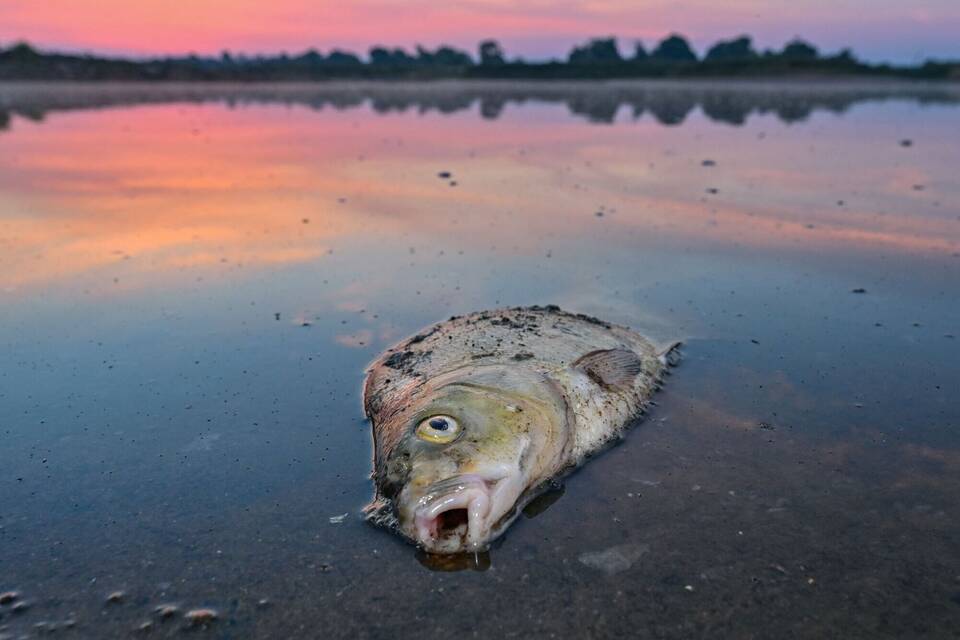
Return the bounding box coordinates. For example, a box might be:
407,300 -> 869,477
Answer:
704,36 -> 757,62
415,45 -> 472,67
478,40 -> 505,66
369,46 -> 392,65
370,47 -> 415,66
5,42 -> 39,59
298,49 -> 324,65
568,38 -> 622,64
434,45 -> 473,66
781,39 -> 819,60
831,48 -> 858,65
651,34 -> 698,62
326,50 -> 362,66
633,41 -> 648,62
220,50 -> 234,64
415,45 -> 434,65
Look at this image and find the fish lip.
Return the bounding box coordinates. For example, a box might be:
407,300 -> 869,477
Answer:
413,474 -> 503,552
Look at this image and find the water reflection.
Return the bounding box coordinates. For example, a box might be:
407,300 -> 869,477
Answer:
1,83 -> 957,299
0,80 -> 958,129
0,82 -> 959,637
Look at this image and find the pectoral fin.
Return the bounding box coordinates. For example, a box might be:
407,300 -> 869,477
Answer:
573,348 -> 644,390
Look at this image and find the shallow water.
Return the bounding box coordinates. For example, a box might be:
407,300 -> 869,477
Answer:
1,81 -> 958,638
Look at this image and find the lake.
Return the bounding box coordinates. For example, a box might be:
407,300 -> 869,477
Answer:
1,80 -> 958,638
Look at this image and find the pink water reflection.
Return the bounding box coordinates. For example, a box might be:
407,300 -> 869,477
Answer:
0,87 -> 957,295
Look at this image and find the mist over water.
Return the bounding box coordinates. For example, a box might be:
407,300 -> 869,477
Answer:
0,81 -> 958,638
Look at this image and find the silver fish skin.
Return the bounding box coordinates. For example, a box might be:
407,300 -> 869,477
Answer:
362,305 -> 678,554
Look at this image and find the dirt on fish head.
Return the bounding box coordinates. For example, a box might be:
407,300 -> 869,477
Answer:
365,364 -> 570,554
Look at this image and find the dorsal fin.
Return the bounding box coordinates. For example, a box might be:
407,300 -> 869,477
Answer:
573,348 -> 644,390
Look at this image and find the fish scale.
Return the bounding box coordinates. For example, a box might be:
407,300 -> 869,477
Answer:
363,305 -> 679,554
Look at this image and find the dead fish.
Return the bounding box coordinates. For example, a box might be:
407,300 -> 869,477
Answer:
362,305 -> 679,554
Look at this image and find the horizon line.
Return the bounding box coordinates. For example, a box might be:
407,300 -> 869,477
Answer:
6,34 -> 955,66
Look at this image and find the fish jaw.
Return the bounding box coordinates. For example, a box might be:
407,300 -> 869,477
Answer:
407,471 -> 525,554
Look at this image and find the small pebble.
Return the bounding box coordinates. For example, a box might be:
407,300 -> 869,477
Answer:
184,609 -> 218,626
155,604 -> 179,618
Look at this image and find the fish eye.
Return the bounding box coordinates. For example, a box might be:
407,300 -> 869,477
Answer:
416,415 -> 461,444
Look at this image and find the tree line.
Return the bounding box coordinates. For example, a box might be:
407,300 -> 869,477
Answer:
0,34 -> 956,81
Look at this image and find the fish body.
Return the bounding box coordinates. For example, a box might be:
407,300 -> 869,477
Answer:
362,305 -> 677,554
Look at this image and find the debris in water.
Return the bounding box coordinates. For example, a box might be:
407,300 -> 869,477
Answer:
900,139 -> 913,147
851,288 -> 867,294
701,159 -> 716,166
578,543 -> 650,575
155,604 -> 179,618
184,608 -> 218,626
329,513 -> 349,524
437,171 -> 452,179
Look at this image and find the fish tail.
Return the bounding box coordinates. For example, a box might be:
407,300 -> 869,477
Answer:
656,341 -> 683,367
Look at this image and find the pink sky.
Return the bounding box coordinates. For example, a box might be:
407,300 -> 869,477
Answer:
0,0 -> 957,63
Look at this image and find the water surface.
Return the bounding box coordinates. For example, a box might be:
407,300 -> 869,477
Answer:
1,81 -> 958,638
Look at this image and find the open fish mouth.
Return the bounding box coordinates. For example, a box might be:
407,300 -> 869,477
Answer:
413,474 -> 503,553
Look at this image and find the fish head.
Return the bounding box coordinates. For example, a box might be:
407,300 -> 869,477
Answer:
368,365 -> 569,554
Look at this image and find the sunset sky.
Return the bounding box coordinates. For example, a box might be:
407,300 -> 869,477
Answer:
0,0 -> 957,64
